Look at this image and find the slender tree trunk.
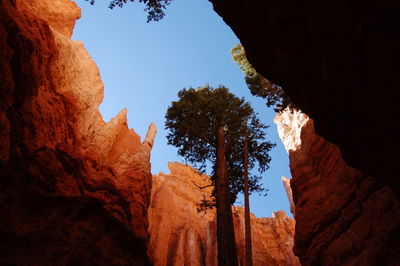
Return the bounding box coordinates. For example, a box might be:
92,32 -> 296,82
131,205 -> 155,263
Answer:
244,127 -> 253,266
215,126 -> 238,266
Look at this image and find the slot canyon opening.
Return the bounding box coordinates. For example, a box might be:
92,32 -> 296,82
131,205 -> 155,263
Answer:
2,0 -> 400,265
73,0 -> 293,219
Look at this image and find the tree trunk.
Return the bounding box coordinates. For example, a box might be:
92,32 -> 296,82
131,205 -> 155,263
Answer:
215,126 -> 238,266
244,127 -> 253,266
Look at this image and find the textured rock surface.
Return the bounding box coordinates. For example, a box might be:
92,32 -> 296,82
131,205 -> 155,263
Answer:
234,209 -> 300,266
209,0 -> 400,195
149,162 -> 216,266
149,162 -> 300,266
275,109 -> 400,265
0,0 -> 154,264
281,176 -> 295,216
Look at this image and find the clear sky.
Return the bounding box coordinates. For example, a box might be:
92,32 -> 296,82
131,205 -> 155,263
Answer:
72,0 -> 292,218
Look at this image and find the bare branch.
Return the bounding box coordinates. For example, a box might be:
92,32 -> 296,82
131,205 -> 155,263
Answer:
236,201 -> 244,207
192,181 -> 214,190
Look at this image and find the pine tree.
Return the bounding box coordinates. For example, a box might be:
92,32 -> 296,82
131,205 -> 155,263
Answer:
165,85 -> 274,265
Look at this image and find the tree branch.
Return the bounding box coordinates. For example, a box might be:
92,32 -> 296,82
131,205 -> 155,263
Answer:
192,181 -> 214,190
201,132 -> 215,146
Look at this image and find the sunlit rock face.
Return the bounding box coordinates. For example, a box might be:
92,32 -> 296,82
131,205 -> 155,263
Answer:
209,0 -> 400,196
149,162 -> 217,266
0,0 -> 154,264
281,176 -> 295,216
233,209 -> 300,266
149,162 -> 300,266
275,109 -> 400,265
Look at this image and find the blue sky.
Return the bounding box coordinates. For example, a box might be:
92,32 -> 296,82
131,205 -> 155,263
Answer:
73,0 -> 292,218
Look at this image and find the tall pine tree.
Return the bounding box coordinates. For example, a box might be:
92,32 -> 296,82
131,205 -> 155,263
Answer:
165,85 -> 274,265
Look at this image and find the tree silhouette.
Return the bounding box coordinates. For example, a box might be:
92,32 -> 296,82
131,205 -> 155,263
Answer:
165,85 -> 274,265
243,125 -> 253,266
85,0 -> 174,22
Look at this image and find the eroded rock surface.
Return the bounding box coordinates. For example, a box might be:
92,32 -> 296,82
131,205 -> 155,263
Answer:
149,162 -> 300,266
0,0 -> 154,264
281,176 -> 295,216
275,109 -> 400,265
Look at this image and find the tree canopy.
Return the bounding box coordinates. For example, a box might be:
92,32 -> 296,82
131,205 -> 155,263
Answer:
231,44 -> 295,112
85,0 -> 174,22
165,85 -> 275,204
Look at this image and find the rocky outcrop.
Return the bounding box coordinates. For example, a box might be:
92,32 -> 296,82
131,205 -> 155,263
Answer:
149,162 -> 300,266
0,0 -> 154,264
275,109 -> 400,265
209,0 -> 400,196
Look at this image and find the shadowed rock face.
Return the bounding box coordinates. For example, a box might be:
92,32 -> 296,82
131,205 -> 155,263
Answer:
149,162 -> 300,266
0,0 -> 155,264
209,0 -> 400,195
3,0 -> 399,264
275,110 -> 400,266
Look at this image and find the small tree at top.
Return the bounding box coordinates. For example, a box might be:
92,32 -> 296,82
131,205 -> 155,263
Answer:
231,44 -> 295,112
165,85 -> 274,265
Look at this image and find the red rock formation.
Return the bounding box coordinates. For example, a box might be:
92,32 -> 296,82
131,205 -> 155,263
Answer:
275,110 -> 400,265
234,209 -> 300,266
149,162 -> 300,266
149,162 -> 216,266
0,0 -> 155,264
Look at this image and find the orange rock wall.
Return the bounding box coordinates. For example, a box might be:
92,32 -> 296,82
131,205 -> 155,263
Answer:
0,0 -> 154,264
149,162 -> 300,266
275,110 -> 400,265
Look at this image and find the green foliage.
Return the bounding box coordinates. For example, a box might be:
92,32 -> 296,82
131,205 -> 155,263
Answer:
85,0 -> 173,22
231,44 -> 295,112
165,85 -> 275,205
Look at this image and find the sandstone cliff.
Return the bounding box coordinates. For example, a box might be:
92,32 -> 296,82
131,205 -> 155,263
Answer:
149,162 -> 300,266
0,0 -> 154,264
275,109 -> 400,265
209,0 -> 400,196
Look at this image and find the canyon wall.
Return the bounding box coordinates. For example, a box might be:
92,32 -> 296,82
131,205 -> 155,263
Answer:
0,0 -> 154,264
149,162 -> 300,266
275,110 -> 400,265
209,0 -> 400,195
210,1 -> 400,264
